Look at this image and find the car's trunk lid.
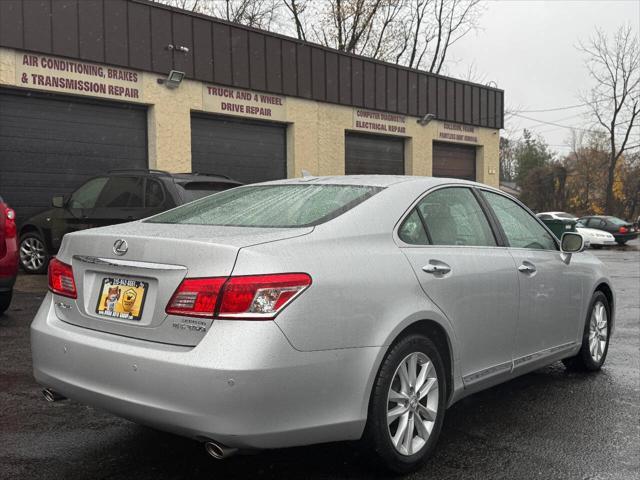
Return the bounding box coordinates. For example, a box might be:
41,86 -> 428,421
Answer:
53,221 -> 312,346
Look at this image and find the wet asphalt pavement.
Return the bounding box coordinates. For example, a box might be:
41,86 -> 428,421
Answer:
1,242 -> 638,480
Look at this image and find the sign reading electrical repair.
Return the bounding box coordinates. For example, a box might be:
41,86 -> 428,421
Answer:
203,85 -> 286,121
353,109 -> 406,135
438,122 -> 478,143
16,52 -> 142,101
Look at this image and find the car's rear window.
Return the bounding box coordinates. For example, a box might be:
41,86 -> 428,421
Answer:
177,182 -> 238,202
606,216 -> 627,226
147,184 -> 383,227
555,212 -> 576,219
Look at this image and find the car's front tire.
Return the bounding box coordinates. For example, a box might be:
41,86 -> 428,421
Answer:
364,334 -> 446,474
591,244 -> 603,249
19,233 -> 49,274
563,291 -> 611,371
0,291 -> 12,315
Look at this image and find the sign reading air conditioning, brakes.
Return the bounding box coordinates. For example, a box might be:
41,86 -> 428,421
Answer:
15,52 -> 143,101
203,85 -> 286,121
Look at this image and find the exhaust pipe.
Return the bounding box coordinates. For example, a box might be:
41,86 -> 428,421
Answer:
204,441 -> 238,460
42,388 -> 66,402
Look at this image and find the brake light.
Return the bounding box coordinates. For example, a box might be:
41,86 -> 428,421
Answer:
166,277 -> 226,317
166,273 -> 312,319
3,206 -> 16,238
619,226 -> 628,233
218,273 -> 312,320
48,258 -> 77,298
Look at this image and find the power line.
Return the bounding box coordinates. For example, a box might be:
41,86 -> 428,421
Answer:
518,103 -> 590,113
512,113 -> 599,133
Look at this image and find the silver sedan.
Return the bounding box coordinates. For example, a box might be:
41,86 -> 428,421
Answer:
31,176 -> 614,473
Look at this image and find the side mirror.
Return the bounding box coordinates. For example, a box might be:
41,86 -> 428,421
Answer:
51,195 -> 66,208
561,232 -> 585,253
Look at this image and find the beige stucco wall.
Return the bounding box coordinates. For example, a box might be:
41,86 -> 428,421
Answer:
0,47 -> 500,187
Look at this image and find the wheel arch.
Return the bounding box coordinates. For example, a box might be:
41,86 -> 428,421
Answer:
594,281 -> 615,333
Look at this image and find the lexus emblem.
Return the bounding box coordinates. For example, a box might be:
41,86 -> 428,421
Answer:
113,239 -> 128,256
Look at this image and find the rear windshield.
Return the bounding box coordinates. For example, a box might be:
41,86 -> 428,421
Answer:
147,184 -> 382,227
176,182 -> 238,202
606,216 -> 628,226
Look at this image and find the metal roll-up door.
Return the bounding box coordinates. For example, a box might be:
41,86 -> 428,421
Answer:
432,141 -> 477,181
345,133 -> 405,175
0,89 -> 147,222
191,114 -> 287,184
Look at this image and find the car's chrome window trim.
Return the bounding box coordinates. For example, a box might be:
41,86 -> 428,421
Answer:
73,255 -> 186,271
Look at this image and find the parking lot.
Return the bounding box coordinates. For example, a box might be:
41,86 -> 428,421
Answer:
0,241 -> 638,480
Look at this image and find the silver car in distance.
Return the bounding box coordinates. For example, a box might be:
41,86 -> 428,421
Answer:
31,176 -> 614,473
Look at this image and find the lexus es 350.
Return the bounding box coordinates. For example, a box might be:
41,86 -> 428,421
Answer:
31,176 -> 614,473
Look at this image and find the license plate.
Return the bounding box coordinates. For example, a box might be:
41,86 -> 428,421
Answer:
96,277 -> 148,321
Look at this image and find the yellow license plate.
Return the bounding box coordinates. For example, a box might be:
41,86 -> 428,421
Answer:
96,277 -> 148,321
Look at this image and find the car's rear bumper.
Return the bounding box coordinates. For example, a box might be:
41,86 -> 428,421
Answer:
613,232 -> 639,242
31,294 -> 381,449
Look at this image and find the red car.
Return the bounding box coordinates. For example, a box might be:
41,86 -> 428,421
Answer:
0,195 -> 18,314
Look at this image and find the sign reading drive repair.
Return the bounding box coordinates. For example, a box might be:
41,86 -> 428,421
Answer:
203,85 -> 286,121
353,109 -> 407,135
16,52 -> 142,101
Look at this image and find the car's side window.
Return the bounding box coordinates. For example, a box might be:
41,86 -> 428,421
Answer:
68,177 -> 109,209
538,214 -> 552,220
95,176 -> 144,208
415,187 -> 496,247
145,179 -> 165,208
586,218 -> 598,228
398,209 -> 429,245
482,191 -> 557,250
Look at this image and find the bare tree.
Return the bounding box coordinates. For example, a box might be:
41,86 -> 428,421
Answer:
579,25 -> 640,213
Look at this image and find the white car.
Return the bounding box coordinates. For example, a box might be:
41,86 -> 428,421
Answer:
537,212 -> 616,249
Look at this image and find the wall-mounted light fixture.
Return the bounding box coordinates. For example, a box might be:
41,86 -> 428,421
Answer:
417,113 -> 436,126
157,70 -> 185,89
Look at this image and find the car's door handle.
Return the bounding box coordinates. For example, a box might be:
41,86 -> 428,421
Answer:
518,262 -> 537,274
422,262 -> 451,275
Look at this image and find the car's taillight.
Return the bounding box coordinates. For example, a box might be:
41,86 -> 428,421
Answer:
3,206 -> 16,238
166,273 -> 312,320
218,273 -> 312,320
48,258 -> 77,298
619,226 -> 628,233
166,277 -> 227,318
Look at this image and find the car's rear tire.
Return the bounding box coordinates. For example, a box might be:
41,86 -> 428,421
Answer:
0,291 -> 12,315
615,240 -> 627,246
363,334 -> 446,474
563,291 -> 611,371
19,233 -> 49,274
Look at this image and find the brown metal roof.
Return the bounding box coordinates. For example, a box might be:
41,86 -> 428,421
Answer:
0,0 -> 504,128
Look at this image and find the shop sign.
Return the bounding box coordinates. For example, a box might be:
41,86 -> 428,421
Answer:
203,85 -> 286,121
438,122 -> 478,143
16,52 -> 142,101
353,109 -> 407,135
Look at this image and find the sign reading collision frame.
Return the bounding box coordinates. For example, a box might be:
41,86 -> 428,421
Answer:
203,85 -> 286,121
352,109 -> 407,135
438,122 -> 479,144
15,52 -> 143,101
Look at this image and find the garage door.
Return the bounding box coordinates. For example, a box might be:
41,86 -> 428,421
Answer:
432,142 -> 476,181
345,133 -> 405,175
191,114 -> 286,184
0,89 -> 147,222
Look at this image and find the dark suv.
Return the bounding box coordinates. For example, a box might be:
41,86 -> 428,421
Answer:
18,170 -> 241,273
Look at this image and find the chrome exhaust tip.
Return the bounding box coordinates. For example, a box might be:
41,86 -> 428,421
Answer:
204,441 -> 238,460
42,388 -> 66,402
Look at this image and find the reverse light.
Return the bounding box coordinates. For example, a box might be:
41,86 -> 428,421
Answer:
48,258 -> 77,298
218,273 -> 312,320
166,277 -> 226,318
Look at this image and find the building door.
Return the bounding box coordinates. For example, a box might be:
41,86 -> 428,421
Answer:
190,114 -> 287,184
0,89 -> 147,222
345,133 -> 405,175
432,141 -> 476,181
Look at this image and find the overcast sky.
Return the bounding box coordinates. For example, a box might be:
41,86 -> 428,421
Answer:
447,0 -> 640,156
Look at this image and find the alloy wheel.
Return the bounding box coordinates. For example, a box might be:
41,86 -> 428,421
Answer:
20,237 -> 46,272
387,352 -> 439,456
588,300 -> 608,363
